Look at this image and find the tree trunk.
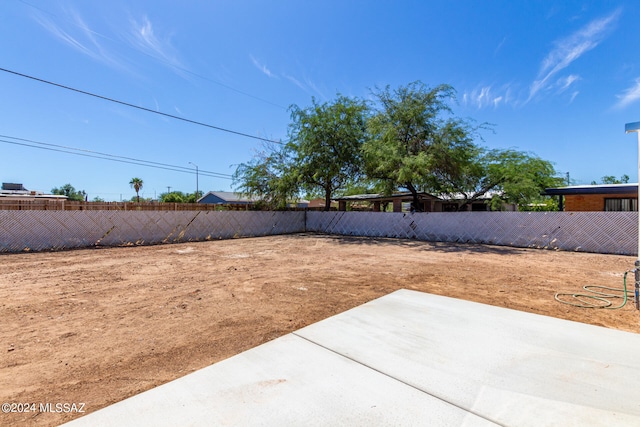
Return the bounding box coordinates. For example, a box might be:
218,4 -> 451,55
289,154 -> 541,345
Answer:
405,183 -> 422,212
324,187 -> 331,212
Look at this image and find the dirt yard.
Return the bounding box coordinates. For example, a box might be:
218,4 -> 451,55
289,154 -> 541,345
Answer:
1,233 -> 638,426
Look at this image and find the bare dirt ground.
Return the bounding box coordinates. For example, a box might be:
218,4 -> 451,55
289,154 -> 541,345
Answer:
1,233 -> 639,426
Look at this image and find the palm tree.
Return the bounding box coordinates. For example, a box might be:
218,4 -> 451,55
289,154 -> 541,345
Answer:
129,177 -> 143,202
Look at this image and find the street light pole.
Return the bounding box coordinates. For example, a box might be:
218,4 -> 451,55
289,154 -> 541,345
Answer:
189,162 -> 199,202
625,121 -> 640,310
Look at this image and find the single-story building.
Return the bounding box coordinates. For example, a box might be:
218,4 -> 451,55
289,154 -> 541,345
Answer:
333,192 -> 439,212
333,191 -> 515,212
198,191 -> 257,208
198,191 -> 308,209
307,198 -> 339,210
0,182 -> 67,201
543,184 -> 638,211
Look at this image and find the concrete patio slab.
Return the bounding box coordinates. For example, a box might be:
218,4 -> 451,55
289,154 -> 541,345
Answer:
296,290 -> 640,426
63,290 -> 640,426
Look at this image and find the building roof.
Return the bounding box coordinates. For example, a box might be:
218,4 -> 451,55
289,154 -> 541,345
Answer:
333,192 -> 442,202
198,191 -> 308,207
0,194 -> 68,199
2,183 -> 27,191
543,184 -> 638,196
0,182 -> 68,200
197,191 -> 256,204
333,191 -> 501,202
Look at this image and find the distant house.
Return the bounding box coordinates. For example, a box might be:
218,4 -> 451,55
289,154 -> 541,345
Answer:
333,191 -> 515,212
288,199 -> 310,209
0,182 -> 67,200
544,184 -> 638,211
198,191 -> 309,210
307,198 -> 338,210
198,191 -> 256,207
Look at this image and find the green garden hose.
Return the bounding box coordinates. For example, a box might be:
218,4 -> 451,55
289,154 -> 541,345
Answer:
554,271 -> 635,309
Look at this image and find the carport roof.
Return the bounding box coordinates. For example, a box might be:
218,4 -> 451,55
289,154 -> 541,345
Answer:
544,183 -> 638,196
332,192 -> 441,202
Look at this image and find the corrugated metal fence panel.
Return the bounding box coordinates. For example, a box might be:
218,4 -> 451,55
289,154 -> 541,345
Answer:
0,211 -> 306,252
306,211 -> 638,255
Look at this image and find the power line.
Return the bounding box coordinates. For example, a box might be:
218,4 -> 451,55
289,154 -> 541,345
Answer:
0,66 -> 284,145
1,137 -> 233,179
0,135 -> 234,180
0,134 -> 232,178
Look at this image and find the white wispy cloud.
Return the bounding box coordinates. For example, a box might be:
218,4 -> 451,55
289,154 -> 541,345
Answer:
250,55 -> 276,78
282,72 -> 327,100
569,91 -> 579,104
528,9 -> 620,101
557,74 -> 580,91
33,7 -> 127,71
250,56 -> 326,99
493,36 -> 508,57
128,16 -> 182,69
283,73 -> 306,90
304,78 -> 327,101
463,85 -> 509,109
614,78 -> 640,109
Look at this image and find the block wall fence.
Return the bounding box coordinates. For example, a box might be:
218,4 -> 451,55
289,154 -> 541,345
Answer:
0,210 -> 637,255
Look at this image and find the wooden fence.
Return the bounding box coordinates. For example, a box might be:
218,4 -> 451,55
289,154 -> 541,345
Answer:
0,200 -> 254,211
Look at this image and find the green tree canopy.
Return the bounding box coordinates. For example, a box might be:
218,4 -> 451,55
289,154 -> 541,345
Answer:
160,191 -> 186,203
363,82 -> 476,211
185,191 -> 203,203
128,195 -> 152,202
51,183 -> 86,201
591,174 -> 630,185
158,191 -> 202,203
287,95 -> 369,210
436,148 -> 564,210
233,81 -> 562,212
233,142 -> 297,210
234,95 -> 369,210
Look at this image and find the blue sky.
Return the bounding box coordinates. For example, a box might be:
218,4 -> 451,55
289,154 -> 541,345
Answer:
1,0 -> 639,201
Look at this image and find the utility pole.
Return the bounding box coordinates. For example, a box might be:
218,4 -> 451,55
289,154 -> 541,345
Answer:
624,121 -> 640,310
189,162 -> 199,201
167,186 -> 171,193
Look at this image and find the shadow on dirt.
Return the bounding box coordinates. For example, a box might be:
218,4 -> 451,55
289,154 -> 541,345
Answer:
300,232 -> 528,256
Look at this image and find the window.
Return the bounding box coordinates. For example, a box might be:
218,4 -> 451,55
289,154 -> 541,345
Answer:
604,198 -> 637,211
